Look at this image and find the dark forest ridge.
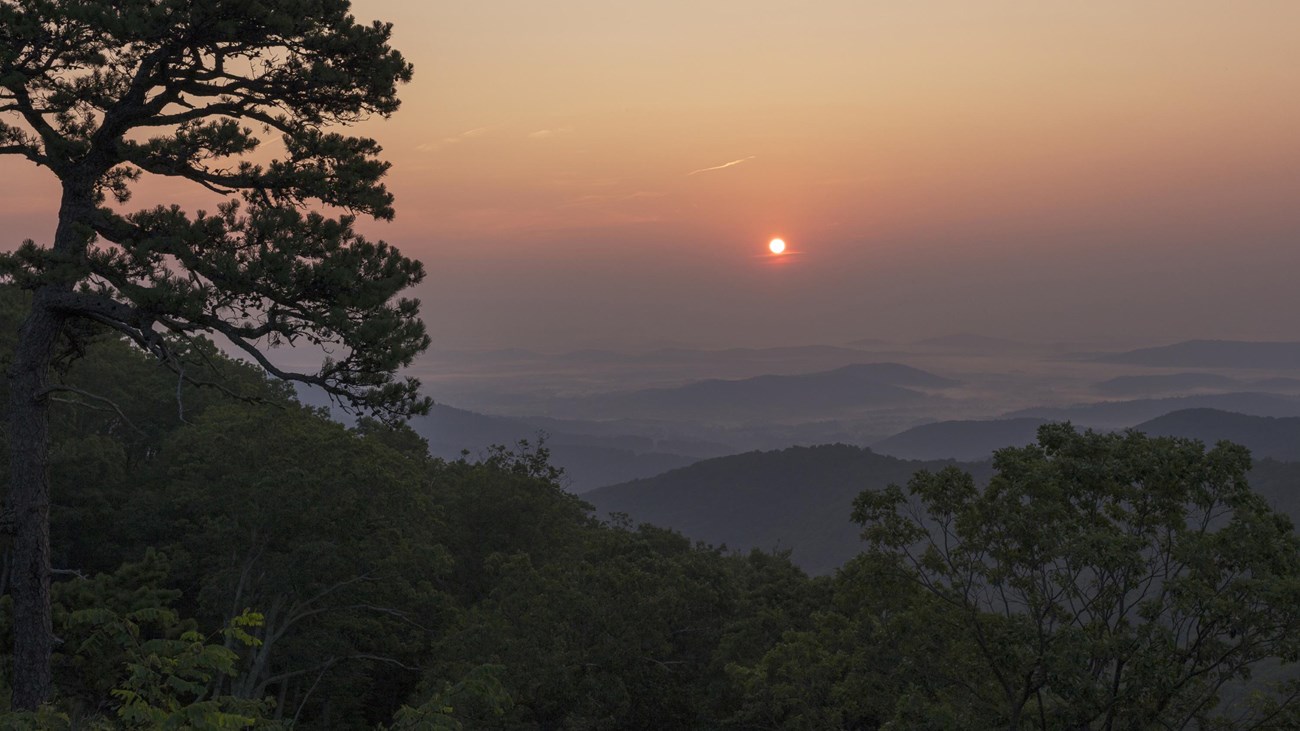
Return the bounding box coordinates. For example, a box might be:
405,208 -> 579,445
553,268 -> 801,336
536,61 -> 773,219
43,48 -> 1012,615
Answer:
589,437 -> 1300,577
588,445 -> 991,575
1135,408 -> 1300,463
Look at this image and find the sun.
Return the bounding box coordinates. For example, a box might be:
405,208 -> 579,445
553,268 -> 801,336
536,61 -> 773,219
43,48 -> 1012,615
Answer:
768,238 -> 786,255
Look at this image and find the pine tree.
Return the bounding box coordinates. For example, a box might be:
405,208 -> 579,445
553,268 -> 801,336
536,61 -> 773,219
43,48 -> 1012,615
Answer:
0,0 -> 428,707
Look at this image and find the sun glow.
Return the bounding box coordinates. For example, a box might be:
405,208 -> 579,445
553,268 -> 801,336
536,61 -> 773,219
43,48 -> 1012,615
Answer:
768,238 -> 786,255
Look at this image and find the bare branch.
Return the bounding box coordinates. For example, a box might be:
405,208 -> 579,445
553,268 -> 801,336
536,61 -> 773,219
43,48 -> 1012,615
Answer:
43,385 -> 147,436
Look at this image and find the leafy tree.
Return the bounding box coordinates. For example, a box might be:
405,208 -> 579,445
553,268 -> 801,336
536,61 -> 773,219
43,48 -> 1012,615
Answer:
716,552 -> 940,731
0,0 -> 428,707
125,404 -> 449,727
425,524 -> 739,730
853,424 -> 1300,729
382,665 -> 512,731
1,551 -> 277,729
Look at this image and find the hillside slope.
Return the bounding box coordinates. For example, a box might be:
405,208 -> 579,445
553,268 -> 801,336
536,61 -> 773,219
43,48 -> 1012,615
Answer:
1134,409 -> 1300,462
587,445 -> 988,575
872,418 -> 1048,461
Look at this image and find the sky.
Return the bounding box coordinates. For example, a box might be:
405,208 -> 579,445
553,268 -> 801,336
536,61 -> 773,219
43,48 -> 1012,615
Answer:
6,1 -> 1300,350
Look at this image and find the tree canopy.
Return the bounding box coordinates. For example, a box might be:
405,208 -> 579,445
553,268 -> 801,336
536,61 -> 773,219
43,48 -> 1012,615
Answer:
0,0 -> 428,413
854,424 -> 1300,729
0,312 -> 1298,728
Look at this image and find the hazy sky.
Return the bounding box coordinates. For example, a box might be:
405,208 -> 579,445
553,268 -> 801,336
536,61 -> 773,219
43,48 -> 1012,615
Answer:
6,1 -> 1300,350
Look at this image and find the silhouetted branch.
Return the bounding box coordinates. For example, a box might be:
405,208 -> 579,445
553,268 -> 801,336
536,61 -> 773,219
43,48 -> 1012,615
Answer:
42,385 -> 146,436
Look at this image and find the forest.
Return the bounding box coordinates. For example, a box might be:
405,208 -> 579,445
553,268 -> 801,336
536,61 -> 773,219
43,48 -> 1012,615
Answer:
0,287 -> 1298,729
3,1 -> 1300,728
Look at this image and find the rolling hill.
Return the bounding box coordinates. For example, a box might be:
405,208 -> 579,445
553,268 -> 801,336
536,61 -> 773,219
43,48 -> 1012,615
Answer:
587,438 -> 1300,577
1133,409 -> 1300,462
586,445 -> 989,575
871,417 -> 1049,461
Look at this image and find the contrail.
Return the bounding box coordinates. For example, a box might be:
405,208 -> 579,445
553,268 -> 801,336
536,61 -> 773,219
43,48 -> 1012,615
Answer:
687,156 -> 755,176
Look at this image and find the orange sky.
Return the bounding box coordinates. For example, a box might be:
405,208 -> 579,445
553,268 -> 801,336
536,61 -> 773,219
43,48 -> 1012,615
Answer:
6,1 -> 1300,349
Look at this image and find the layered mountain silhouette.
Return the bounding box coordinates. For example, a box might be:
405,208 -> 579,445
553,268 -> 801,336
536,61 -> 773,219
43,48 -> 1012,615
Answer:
868,408 -> 1300,463
587,436 -> 1300,576
1092,340 -> 1300,369
911,333 -> 1035,352
1004,393 -> 1300,428
587,445 -> 990,575
871,417 -> 1049,461
287,395 -> 725,494
1093,372 -> 1239,397
1133,409 -> 1300,462
408,403 -> 732,492
549,363 -> 957,421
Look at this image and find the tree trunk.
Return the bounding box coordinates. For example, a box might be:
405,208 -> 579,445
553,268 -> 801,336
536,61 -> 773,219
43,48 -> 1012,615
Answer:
7,287 -> 64,710
8,182 -> 89,710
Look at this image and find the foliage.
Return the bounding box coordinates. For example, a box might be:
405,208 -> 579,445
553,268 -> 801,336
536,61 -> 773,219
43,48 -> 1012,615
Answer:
426,524 -> 739,729
107,403 -> 453,727
90,609 -> 274,729
853,423 -> 1300,729
1,554 -> 278,729
3,302 -> 1300,728
0,0 -> 430,416
382,665 -> 512,731
2,0 -> 431,708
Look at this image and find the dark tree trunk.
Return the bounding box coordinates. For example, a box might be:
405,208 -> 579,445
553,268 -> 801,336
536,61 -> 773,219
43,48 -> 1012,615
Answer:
7,288 -> 63,710
7,183 -> 89,710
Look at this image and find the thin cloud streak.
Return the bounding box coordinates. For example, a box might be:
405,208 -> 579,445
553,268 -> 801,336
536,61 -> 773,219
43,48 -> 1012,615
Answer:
528,126 -> 575,139
687,156 -> 755,176
417,124 -> 506,152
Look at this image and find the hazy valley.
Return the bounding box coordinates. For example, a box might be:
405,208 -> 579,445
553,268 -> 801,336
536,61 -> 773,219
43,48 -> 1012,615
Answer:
344,336 -> 1300,495
6,0 -> 1300,725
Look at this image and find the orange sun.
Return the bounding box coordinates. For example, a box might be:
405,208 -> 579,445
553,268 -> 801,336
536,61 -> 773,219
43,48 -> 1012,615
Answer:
768,238 -> 786,254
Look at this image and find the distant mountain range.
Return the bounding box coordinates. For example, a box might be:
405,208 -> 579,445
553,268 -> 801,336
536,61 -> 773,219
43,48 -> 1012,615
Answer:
548,363 -> 958,422
1093,372 -> 1239,397
1004,392 -> 1300,429
910,333 -> 1036,352
286,398 -> 722,493
871,418 -> 1049,461
867,408 -> 1300,464
586,438 -> 1300,576
587,445 -> 991,575
1092,340 -> 1300,369
408,404 -> 736,493
1133,409 -> 1300,462
425,344 -> 884,368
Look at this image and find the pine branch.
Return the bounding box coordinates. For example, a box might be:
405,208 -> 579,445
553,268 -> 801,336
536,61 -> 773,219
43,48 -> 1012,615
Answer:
42,385 -> 147,436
